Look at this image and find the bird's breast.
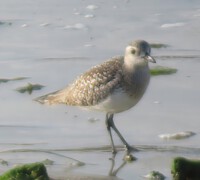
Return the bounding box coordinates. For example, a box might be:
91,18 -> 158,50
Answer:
88,66 -> 150,113
126,67 -> 150,98
89,88 -> 139,113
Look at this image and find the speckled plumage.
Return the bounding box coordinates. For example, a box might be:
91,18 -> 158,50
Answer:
35,40 -> 156,154
37,56 -> 149,110
63,57 -> 124,106
36,57 -> 122,105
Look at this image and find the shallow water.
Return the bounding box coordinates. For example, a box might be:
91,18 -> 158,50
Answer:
0,0 -> 200,179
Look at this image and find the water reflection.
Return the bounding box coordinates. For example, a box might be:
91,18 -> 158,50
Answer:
108,154 -> 127,177
0,144 -> 134,180
64,152 -> 130,180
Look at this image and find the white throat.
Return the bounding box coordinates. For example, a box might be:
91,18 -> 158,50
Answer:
124,54 -> 148,73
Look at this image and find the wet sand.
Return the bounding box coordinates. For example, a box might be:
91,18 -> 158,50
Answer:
0,0 -> 200,179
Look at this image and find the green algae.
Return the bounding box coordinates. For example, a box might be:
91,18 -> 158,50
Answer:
172,157 -> 200,180
16,83 -> 45,94
0,163 -> 49,180
0,77 -> 28,84
0,159 -> 8,166
0,21 -> 12,26
150,43 -> 169,49
150,66 -> 177,76
144,171 -> 165,180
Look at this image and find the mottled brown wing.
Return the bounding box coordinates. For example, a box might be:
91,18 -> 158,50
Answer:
63,57 -> 124,106
35,57 -> 124,106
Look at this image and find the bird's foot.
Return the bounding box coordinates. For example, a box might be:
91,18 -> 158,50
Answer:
111,148 -> 117,155
124,153 -> 137,162
125,144 -> 139,154
124,145 -> 138,162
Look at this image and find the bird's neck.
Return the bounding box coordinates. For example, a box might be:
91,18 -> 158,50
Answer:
122,56 -> 150,87
123,55 -> 148,73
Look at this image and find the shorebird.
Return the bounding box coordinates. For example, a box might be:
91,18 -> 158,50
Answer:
35,40 -> 156,154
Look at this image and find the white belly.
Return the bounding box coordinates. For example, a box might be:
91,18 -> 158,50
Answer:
88,90 -> 141,113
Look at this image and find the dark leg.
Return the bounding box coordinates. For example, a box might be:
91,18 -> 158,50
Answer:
106,113 -> 117,154
106,113 -> 137,154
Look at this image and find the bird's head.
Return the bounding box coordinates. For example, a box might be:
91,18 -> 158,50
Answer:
125,40 -> 156,64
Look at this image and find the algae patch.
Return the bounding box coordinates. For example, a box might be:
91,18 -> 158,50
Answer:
0,159 -> 8,166
0,162 -> 49,180
150,43 -> 169,49
0,77 -> 28,84
16,83 -> 45,94
171,157 -> 200,180
0,21 -> 12,26
150,66 -> 177,76
144,171 -> 165,180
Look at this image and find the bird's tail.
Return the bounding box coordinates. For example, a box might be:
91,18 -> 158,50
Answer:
34,90 -> 66,105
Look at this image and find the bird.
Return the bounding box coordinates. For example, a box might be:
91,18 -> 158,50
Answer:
35,40 -> 156,154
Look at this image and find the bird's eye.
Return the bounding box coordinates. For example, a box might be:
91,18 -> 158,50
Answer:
131,49 -> 136,54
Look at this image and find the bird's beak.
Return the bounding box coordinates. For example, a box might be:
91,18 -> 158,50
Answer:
145,55 -> 156,63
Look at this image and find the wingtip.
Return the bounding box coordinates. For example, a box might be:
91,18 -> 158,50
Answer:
33,96 -> 47,104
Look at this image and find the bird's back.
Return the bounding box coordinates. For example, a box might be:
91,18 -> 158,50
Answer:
35,56 -> 124,106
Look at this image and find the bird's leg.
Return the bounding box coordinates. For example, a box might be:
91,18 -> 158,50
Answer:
106,114 -> 137,154
106,113 -> 117,154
